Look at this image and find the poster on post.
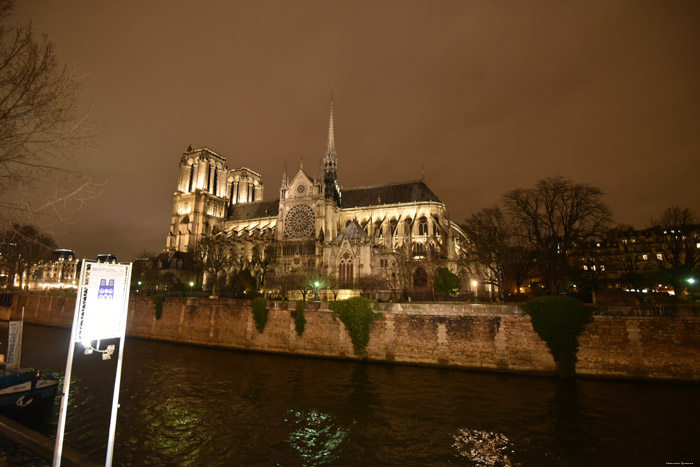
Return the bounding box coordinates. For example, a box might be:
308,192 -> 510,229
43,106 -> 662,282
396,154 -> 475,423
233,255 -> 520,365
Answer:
75,261 -> 132,344
5,320 -> 22,370
54,259 -> 132,467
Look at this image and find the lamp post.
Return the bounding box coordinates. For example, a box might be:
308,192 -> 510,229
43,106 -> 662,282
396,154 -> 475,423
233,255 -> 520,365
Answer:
471,280 -> 478,304
313,281 -> 321,302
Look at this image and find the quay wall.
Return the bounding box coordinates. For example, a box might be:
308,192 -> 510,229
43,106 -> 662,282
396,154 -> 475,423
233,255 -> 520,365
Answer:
2,293 -> 699,382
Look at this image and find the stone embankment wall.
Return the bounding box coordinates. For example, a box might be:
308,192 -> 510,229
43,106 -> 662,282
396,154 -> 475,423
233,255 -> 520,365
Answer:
2,293 -> 699,382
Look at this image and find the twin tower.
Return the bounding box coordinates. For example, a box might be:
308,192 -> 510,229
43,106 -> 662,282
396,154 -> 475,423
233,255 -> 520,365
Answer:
166,99 -> 340,254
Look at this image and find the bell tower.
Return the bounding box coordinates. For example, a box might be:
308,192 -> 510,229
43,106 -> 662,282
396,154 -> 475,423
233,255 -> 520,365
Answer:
166,147 -> 228,253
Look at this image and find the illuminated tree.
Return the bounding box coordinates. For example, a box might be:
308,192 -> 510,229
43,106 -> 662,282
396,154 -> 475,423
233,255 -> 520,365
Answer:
195,232 -> 235,296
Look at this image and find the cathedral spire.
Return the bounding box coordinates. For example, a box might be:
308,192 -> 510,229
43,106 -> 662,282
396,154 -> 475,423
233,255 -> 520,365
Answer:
281,161 -> 288,188
323,94 -> 341,205
326,93 -> 336,160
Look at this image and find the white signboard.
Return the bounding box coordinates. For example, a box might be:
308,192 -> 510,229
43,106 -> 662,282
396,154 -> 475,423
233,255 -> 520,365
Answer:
75,261 -> 132,343
5,320 -> 22,370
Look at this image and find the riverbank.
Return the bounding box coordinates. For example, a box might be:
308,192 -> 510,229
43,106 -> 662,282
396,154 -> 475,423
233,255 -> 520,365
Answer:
2,293 -> 699,382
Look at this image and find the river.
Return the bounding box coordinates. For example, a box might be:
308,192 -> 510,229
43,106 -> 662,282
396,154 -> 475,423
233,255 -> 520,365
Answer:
2,323 -> 698,466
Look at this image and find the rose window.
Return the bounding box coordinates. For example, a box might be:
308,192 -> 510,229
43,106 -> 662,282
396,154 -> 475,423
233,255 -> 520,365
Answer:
284,205 -> 315,238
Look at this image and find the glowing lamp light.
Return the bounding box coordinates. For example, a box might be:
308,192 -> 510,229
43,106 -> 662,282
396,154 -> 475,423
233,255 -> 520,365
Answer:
189,281 -> 195,287
688,278 -> 696,285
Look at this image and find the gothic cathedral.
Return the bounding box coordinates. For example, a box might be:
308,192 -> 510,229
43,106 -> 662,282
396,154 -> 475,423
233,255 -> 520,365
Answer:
165,99 -> 469,295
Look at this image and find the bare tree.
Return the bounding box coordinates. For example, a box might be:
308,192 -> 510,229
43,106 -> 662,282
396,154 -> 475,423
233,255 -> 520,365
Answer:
195,232 -> 236,296
651,206 -> 698,296
355,273 -> 386,299
0,1 -> 100,227
265,269 -> 298,301
0,223 -> 56,288
461,206 -> 525,299
504,176 -> 612,294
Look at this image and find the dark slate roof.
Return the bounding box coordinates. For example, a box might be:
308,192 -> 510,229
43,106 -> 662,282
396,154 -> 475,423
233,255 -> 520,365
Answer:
341,180 -> 441,208
228,200 -> 279,220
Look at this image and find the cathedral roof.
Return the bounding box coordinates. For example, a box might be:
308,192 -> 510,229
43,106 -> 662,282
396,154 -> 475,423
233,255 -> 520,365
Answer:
331,219 -> 367,245
342,180 -> 441,208
228,200 -> 279,219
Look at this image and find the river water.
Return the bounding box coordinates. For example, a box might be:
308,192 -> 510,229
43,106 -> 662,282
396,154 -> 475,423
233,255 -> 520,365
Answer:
2,323 -> 698,466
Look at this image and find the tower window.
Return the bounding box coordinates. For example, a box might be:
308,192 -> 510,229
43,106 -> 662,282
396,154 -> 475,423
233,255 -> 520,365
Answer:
188,165 -> 194,192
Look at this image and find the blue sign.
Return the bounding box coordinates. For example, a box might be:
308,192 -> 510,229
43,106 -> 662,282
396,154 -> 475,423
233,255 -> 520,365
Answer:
98,279 -> 115,300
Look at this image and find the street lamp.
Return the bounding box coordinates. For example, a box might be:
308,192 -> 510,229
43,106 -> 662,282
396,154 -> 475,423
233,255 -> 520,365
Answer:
688,278 -> 696,285
313,280 -> 321,302
471,280 -> 478,304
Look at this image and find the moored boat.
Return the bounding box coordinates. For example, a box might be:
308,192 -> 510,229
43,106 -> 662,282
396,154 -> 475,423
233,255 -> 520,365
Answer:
0,368 -> 58,417
0,307 -> 59,418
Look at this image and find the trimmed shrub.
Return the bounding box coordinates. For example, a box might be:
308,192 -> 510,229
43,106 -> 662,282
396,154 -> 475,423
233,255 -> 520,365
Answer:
434,267 -> 461,300
520,295 -> 594,379
329,296 -> 382,357
251,296 -> 268,333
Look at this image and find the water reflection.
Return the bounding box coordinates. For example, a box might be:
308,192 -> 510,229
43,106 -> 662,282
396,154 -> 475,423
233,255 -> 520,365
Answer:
285,409 -> 348,465
452,428 -> 516,466
6,324 -> 699,466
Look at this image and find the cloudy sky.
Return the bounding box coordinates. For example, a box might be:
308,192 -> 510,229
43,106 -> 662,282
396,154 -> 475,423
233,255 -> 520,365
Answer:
14,0 -> 700,260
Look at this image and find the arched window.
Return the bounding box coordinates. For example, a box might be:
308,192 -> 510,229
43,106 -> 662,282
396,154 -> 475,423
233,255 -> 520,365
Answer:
413,267 -> 428,288
188,164 -> 194,192
419,216 -> 429,236
413,242 -> 425,255
339,252 -> 353,288
389,219 -> 398,237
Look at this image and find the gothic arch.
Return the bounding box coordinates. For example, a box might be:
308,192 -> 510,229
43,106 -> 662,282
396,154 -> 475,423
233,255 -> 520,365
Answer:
338,251 -> 353,288
418,216 -> 429,236
413,267 -> 428,288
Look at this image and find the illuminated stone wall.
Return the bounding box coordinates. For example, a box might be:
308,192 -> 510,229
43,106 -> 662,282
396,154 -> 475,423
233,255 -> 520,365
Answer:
3,294 -> 699,382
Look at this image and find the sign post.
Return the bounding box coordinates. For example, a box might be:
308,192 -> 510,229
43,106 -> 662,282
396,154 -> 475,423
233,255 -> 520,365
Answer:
53,260 -> 132,467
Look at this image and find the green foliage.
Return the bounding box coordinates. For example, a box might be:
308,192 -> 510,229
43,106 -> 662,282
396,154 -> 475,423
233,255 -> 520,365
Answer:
294,300 -> 307,336
329,296 -> 382,357
433,267 -> 461,300
251,296 -> 268,333
151,294 -> 166,320
520,296 -> 594,379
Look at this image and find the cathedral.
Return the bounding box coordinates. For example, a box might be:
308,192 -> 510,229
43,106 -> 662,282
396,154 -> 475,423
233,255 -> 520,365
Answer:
165,99 -> 470,297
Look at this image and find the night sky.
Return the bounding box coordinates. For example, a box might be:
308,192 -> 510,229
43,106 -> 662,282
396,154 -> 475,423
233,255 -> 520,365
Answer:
14,1 -> 700,261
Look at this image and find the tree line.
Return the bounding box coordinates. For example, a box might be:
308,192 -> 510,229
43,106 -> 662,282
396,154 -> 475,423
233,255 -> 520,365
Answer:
461,176 -> 698,300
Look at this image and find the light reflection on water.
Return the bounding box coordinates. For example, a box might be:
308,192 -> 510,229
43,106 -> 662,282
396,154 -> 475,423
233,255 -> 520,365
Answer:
285,409 -> 349,465
6,323 -> 700,466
